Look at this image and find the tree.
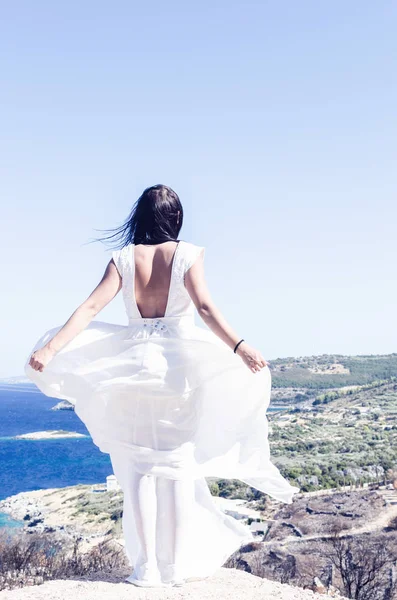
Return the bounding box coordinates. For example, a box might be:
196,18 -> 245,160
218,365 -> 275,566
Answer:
386,468 -> 397,490
320,527 -> 397,600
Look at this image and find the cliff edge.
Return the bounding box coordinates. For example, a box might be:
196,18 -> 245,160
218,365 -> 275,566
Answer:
0,567 -> 347,599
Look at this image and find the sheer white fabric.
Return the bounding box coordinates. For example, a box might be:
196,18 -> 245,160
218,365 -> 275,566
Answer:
24,240 -> 299,586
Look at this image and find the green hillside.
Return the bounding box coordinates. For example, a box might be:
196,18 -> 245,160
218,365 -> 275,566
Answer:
270,353 -> 397,389
269,378 -> 397,491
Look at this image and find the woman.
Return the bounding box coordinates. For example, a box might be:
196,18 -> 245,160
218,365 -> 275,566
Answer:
25,184 -> 299,588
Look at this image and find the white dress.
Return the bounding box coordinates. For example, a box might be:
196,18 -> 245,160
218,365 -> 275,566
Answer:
24,240 -> 299,586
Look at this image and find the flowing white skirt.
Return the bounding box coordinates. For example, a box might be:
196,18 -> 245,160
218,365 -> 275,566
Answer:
24,315 -> 299,583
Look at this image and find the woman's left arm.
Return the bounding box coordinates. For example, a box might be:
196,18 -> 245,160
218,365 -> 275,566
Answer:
29,258 -> 121,372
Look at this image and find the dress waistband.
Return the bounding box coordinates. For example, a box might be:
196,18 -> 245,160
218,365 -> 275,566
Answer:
128,314 -> 194,329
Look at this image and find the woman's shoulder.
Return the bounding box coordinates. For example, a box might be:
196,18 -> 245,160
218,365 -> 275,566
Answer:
111,243 -> 132,275
180,240 -> 205,269
180,239 -> 204,250
112,243 -> 132,258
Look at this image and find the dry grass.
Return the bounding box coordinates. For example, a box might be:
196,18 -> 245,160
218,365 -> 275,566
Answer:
0,530 -> 127,591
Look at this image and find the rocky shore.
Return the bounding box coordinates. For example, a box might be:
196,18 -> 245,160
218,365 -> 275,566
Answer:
0,485 -> 267,540
0,485 -> 116,550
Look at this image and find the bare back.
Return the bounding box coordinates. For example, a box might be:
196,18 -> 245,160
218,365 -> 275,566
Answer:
134,241 -> 180,318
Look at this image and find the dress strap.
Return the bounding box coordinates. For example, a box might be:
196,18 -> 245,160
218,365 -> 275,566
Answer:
112,245 -> 132,278
183,243 -> 205,276
112,248 -> 123,277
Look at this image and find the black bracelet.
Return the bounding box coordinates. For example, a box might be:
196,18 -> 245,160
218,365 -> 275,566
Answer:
234,339 -> 245,353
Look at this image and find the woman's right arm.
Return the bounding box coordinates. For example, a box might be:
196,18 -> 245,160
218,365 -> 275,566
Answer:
184,252 -> 268,373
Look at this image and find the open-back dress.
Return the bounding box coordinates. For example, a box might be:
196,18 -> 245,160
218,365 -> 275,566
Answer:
24,240 -> 299,585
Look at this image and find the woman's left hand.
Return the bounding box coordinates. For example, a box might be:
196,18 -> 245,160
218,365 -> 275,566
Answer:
29,346 -> 56,372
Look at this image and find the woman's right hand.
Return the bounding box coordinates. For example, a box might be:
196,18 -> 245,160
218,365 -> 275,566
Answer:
236,341 -> 269,373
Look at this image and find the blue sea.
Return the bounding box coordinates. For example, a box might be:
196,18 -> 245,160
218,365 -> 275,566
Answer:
0,383 -> 112,507
0,382 -> 285,528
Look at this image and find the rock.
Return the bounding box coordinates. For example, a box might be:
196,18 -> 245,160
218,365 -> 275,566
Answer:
312,577 -> 327,594
14,431 -> 86,440
51,401 -> 74,411
27,518 -> 43,528
328,584 -> 345,597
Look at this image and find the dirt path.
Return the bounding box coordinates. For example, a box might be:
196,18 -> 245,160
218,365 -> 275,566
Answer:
270,492 -> 397,547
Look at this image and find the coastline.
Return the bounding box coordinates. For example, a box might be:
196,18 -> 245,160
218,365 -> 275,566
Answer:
0,484 -> 122,552
0,482 -> 266,542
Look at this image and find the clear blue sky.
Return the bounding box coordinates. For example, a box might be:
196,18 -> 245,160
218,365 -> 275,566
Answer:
1,1 -> 396,378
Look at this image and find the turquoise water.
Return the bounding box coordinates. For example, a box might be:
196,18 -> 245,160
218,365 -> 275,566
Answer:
0,512 -> 23,529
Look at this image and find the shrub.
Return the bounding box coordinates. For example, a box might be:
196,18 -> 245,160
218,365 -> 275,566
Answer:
0,531 -> 127,591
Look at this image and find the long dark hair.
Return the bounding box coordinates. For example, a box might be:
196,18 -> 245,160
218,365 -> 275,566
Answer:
93,184 -> 183,248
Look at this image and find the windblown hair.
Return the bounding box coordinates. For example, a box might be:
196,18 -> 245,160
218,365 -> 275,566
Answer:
94,184 -> 183,248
